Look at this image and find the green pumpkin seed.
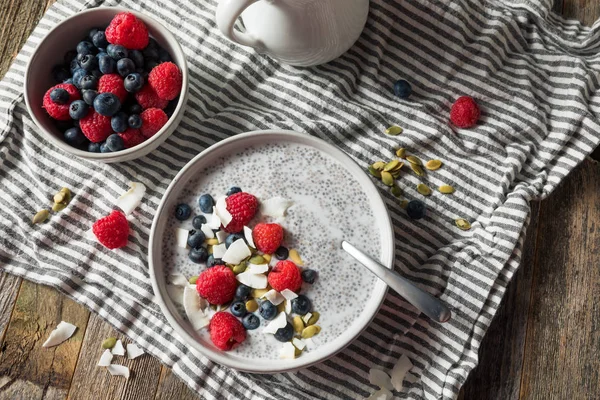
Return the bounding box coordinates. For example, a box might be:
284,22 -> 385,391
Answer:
233,263 -> 247,275
372,161 -> 386,170
249,255 -> 265,265
32,209 -> 49,224
390,169 -> 402,179
400,200 -> 409,209
307,312 -> 320,326
53,192 -> 66,204
262,254 -> 272,263
425,160 -> 442,171
301,325 -> 321,339
368,166 -> 382,178
293,316 -> 305,333
188,276 -> 198,284
381,171 -> 394,186
406,155 -> 422,166
102,337 -> 117,349
410,163 -> 425,177
289,249 -> 304,266
251,288 -> 269,298
294,346 -> 303,357
391,186 -> 403,197
383,160 -> 401,172
395,148 -> 406,158
277,302 -> 286,313
417,184 -> 432,196
245,299 -> 258,313
52,202 -> 66,212
385,126 -> 403,136
439,185 -> 455,194
206,238 -> 219,246
455,219 -> 472,230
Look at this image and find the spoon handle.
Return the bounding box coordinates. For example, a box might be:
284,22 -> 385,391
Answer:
341,241 -> 452,323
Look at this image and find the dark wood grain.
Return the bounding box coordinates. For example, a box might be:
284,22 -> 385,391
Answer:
0,274 -> 22,342
154,366 -> 199,400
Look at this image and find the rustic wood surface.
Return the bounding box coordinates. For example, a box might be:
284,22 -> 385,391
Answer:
0,1 -> 598,399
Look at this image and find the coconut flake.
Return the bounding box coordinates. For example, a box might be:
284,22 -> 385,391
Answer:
244,226 -> 255,248
175,229 -> 189,249
260,197 -> 293,218
292,338 -> 306,350
269,255 -> 279,267
126,343 -> 144,359
98,349 -> 113,367
302,312 -> 313,324
166,285 -> 185,305
245,263 -> 269,274
280,289 -> 298,301
369,369 -> 393,391
183,284 -> 210,330
304,338 -> 317,351
222,239 -> 251,264
207,207 -> 222,230
112,339 -> 125,356
212,243 -> 227,259
107,364 -> 130,379
262,289 -> 285,306
366,388 -> 392,400
116,182 -> 146,215
215,196 -> 233,227
168,274 -> 188,286
42,321 -> 77,348
263,312 -> 287,334
236,272 -> 267,289
201,223 -> 215,239
215,230 -> 228,244
284,300 -> 292,314
390,354 -> 413,391
279,342 -> 296,359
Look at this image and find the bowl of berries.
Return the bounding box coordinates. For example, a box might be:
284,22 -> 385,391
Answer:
24,7 -> 189,163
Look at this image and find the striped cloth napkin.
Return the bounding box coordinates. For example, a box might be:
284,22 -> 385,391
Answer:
1,0 -> 599,398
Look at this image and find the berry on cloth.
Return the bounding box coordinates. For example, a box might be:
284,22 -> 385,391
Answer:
406,199 -> 426,220
80,110 -> 113,143
105,12 -> 149,50
224,192 -> 259,233
140,108 -> 168,138
118,128 -> 145,148
134,84 -> 169,110
92,210 -> 129,249
98,73 -> 128,102
43,83 -> 80,120
209,311 -> 246,351
196,265 -> 237,305
252,223 -> 283,254
393,79 -> 412,99
450,96 -> 480,128
268,260 -> 302,292
148,62 -> 182,101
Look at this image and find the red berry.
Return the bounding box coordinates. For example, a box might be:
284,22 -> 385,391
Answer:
135,84 -> 169,110
224,192 -> 259,233
196,266 -> 237,305
92,210 -> 129,249
209,311 -> 246,351
140,108 -> 168,138
42,83 -> 80,121
80,110 -> 113,143
268,260 -> 302,292
450,96 -> 480,128
252,223 -> 283,254
118,128 -> 145,148
148,62 -> 182,101
98,74 -> 128,103
105,12 -> 149,50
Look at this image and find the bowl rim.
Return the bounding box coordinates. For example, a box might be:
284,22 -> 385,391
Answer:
148,129 -> 395,373
23,6 -> 189,161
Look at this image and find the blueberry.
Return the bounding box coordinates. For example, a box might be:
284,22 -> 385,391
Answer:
86,142 -> 101,152
259,301 -> 277,320
98,54 -> 116,74
187,230 -> 206,249
50,88 -> 69,104
93,93 -> 121,117
175,203 -> 192,220
206,255 -> 225,268
124,73 -> 144,93
107,44 -> 128,60
145,60 -> 159,72
235,284 -> 251,300
88,28 -> 99,41
198,194 -> 214,213
147,38 -> 159,50
136,67 -> 149,80
275,246 -> 289,260
406,200 -> 426,220
77,41 -> 95,56
82,89 -> 98,105
111,112 -> 128,133
165,99 -> 178,118
128,114 -> 142,129
230,301 -> 247,317
91,69 -> 103,79
129,50 -> 144,68
393,79 -> 412,99
63,127 -> 86,147
158,48 -> 172,63
189,246 -> 208,264
192,215 -> 207,229
128,103 -> 142,114
142,46 -> 159,61
92,30 -> 109,49
301,269 -> 317,284
117,58 -> 136,77
63,78 -> 74,84
100,142 -> 111,153
96,51 -> 107,58
72,69 -> 87,88
106,133 -> 124,152
225,233 -> 244,249
291,295 -> 311,315
64,50 -> 78,64
274,322 -> 294,342
226,186 -> 242,196
242,314 -> 260,330
51,65 -> 70,83
69,100 -> 88,120
80,75 -> 98,90
55,120 -> 75,131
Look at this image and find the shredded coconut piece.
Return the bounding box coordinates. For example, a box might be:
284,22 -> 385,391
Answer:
42,321 -> 77,348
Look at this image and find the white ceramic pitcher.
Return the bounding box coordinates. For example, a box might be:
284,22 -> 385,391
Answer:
215,0 -> 369,67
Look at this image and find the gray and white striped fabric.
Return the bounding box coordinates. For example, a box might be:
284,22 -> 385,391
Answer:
1,0 -> 599,398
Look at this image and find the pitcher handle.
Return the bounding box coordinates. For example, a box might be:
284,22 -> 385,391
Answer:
215,0 -> 263,49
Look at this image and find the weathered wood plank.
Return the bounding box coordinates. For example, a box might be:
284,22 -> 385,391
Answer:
154,366 -> 199,400
0,273 -> 22,342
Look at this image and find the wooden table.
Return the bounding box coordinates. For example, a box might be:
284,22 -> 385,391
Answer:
0,1 -> 598,399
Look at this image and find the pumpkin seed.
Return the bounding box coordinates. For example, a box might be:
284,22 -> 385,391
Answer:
372,161 -> 386,170
245,299 -> 259,313
249,255 -> 265,265
368,166 -> 382,178
391,186 -> 403,197
294,346 -> 303,357
277,302 -> 286,313
233,263 -> 247,274
289,249 -> 304,266
417,184 -> 432,196
383,160 -> 401,172
32,209 -> 49,224
188,276 -> 198,284
455,219 -> 472,230
410,163 -> 425,177
425,160 -> 442,171
251,289 -> 269,298
307,312 -> 320,326
53,192 -> 66,204
381,171 -> 394,186
400,200 -> 409,209
385,126 -> 403,136
206,238 -> 219,246
406,155 -> 422,166
52,202 -> 66,212
301,325 -> 321,339
395,148 -> 406,158
102,337 -> 117,349
262,254 -> 272,263
439,185 -> 455,194
293,316 -> 305,333
207,245 -> 213,255
60,187 -> 71,200
390,169 -> 402,179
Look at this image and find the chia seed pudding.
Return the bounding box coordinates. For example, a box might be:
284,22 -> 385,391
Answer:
162,142 -> 381,359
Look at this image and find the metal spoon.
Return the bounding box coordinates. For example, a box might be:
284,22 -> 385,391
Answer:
341,241 -> 452,323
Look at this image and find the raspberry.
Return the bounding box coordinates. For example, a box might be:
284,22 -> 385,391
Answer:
42,83 -> 80,121
80,110 -> 113,143
450,96 -> 480,128
209,311 -> 246,351
148,62 -> 182,101
268,260 -> 302,292
196,266 -> 237,305
118,128 -> 145,148
140,108 -> 168,138
105,12 -> 149,50
252,223 -> 283,254
98,74 -> 128,102
92,210 -> 129,249
135,84 -> 169,110
224,192 -> 259,233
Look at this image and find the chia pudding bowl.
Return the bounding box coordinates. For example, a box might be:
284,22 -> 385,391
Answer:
148,130 -> 395,373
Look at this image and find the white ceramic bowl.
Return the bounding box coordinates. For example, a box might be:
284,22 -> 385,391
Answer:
24,7 -> 189,163
148,130 -> 395,373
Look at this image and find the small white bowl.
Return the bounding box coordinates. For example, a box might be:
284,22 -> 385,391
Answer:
148,130 -> 395,373
24,7 -> 189,163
